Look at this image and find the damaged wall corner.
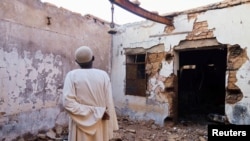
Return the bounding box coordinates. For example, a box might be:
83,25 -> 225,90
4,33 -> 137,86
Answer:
111,0 -> 250,126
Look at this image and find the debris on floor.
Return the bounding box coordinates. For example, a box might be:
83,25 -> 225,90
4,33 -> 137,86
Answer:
14,115 -> 210,141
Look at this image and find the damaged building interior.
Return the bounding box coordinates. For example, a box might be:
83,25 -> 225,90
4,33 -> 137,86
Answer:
177,43 -> 227,122
1,0 -> 250,140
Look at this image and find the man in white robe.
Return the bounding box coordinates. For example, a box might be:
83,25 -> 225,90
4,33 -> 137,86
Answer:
62,46 -> 119,141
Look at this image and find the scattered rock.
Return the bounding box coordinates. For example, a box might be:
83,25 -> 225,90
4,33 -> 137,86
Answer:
37,133 -> 47,139
46,129 -> 56,139
126,129 -> 136,133
112,115 -> 209,141
55,125 -> 63,135
13,115 -> 212,141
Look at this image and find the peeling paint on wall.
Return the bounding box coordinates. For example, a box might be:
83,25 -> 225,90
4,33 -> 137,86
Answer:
226,102 -> 250,124
0,0 -> 111,140
0,47 -> 63,114
226,44 -> 248,104
112,0 -> 250,126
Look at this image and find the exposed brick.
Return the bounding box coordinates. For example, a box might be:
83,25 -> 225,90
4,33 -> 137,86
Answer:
186,21 -> 215,40
165,25 -> 175,33
225,45 -> 248,104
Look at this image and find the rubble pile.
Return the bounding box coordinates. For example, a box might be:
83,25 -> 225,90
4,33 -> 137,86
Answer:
111,116 -> 208,141
14,115 -> 208,141
14,125 -> 68,141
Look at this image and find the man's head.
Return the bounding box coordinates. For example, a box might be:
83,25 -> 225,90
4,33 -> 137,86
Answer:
75,46 -> 94,68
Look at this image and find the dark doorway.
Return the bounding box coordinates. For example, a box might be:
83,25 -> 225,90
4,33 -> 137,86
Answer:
178,47 -> 227,122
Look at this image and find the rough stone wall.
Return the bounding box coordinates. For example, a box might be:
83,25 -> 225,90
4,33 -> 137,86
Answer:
0,0 -> 111,140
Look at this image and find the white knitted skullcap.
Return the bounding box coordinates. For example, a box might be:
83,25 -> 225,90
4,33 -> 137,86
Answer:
75,46 -> 93,63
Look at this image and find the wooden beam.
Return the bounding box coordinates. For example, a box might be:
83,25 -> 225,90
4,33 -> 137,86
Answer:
110,0 -> 173,26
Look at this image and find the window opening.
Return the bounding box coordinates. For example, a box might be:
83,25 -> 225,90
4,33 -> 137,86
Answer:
125,54 -> 147,96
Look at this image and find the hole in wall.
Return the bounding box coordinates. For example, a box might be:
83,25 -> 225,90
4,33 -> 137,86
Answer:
46,16 -> 51,25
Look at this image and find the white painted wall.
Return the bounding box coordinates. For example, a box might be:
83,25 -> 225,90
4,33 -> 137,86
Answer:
0,0 -> 111,140
111,2 -> 250,125
111,20 -> 190,125
202,3 -> 250,125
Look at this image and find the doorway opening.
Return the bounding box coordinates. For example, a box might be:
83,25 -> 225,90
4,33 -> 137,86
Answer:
177,47 -> 227,123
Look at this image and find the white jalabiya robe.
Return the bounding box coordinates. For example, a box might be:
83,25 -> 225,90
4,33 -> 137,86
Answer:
62,68 -> 119,141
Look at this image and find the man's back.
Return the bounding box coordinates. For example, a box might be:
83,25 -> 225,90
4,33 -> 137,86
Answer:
65,68 -> 110,107
62,46 -> 118,141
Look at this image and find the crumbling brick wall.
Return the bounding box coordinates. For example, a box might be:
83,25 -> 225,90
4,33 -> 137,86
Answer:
226,44 -> 248,104
146,51 -> 177,119
186,21 -> 214,40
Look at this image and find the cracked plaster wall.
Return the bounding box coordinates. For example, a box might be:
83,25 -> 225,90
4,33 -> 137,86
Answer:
111,0 -> 250,125
196,1 -> 250,125
0,0 -> 111,140
112,20 -> 187,125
